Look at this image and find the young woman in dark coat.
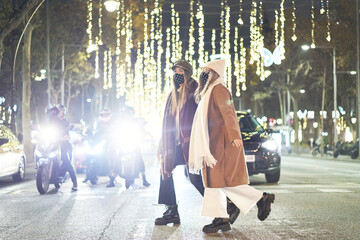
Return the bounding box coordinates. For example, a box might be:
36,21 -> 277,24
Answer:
155,60 -> 204,225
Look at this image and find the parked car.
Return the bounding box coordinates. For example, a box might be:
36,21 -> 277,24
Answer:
0,125 -> 26,182
237,112 -> 281,183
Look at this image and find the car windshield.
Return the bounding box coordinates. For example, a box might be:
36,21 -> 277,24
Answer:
238,115 -> 264,133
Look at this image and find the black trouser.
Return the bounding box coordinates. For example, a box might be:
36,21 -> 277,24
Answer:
158,166 -> 204,205
61,141 -> 77,184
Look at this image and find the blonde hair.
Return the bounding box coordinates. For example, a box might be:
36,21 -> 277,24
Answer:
195,69 -> 219,103
171,70 -> 193,115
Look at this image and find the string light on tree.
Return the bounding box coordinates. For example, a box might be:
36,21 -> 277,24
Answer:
211,29 -> 216,56
238,0 -> 243,25
291,0 -> 297,41
326,0 -> 331,42
320,0 -> 325,14
279,0 -> 285,60
98,0 -> 103,45
311,0 -> 316,48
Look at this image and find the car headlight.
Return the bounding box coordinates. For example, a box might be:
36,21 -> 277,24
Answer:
262,140 -> 278,151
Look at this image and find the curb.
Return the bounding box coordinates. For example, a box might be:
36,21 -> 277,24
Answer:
283,153 -> 360,163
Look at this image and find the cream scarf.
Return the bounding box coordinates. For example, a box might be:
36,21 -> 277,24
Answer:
188,77 -> 225,174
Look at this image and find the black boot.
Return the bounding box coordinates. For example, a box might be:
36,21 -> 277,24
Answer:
155,205 -> 180,225
106,176 -> 115,188
227,198 -> 240,224
202,218 -> 231,233
257,192 -> 275,221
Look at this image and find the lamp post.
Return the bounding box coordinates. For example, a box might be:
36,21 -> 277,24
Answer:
302,44 -> 338,144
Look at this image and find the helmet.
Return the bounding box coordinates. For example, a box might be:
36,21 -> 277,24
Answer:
57,104 -> 66,115
45,105 -> 59,118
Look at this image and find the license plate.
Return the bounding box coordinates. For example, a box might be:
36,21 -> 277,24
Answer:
245,155 -> 255,162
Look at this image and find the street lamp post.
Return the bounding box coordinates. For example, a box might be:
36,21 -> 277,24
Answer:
302,44 -> 338,144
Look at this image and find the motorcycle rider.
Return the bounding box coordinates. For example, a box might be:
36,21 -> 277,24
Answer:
45,104 -> 78,191
120,106 -> 150,188
94,109 -> 120,187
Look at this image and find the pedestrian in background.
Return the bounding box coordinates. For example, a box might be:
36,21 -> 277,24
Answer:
155,60 -> 204,225
189,59 -> 275,233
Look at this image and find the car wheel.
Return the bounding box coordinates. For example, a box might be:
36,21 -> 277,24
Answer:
12,157 -> 26,182
265,169 -> 280,183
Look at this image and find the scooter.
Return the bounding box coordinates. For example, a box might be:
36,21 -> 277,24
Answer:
34,124 -> 68,194
333,139 -> 359,159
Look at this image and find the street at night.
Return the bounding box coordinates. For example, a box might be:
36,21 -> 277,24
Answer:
1,153 -> 359,240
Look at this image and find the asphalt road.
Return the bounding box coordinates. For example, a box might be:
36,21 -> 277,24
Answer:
0,154 -> 359,240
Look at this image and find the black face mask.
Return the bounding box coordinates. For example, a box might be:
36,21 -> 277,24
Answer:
174,73 -> 185,87
200,71 -> 209,85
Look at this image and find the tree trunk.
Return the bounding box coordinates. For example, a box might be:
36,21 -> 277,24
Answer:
21,24 -> 34,163
278,90 -> 284,123
291,95 -> 300,153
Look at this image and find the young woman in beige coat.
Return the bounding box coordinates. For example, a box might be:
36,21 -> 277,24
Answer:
189,59 -> 275,233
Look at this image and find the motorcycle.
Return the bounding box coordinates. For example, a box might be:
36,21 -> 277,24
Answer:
312,144 -> 333,156
84,138 -> 107,185
333,139 -> 359,159
351,139 -> 359,159
116,120 -> 143,189
34,124 -> 68,194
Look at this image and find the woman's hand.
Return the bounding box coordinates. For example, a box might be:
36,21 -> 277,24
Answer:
232,139 -> 243,149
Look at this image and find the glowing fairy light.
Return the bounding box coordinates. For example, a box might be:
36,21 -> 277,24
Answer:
165,27 -> 171,94
98,0 -> 103,45
326,0 -> 331,42
197,1 -> 205,73
211,29 -> 216,56
249,1 -> 258,65
291,0 -> 297,41
238,0 -> 243,25
108,49 -> 112,89
274,10 -> 279,47
115,0 -> 125,97
220,0 -> 225,56
279,0 -> 285,60
175,12 -> 182,62
234,27 -> 240,97
155,0 -> 164,111
86,0 -> 93,49
240,37 -> 246,91
310,0 -> 316,48
134,43 -> 144,116
125,9 -> 133,97
95,37 -> 100,79
186,1 -> 195,63
104,50 -> 108,89
225,4 -> 231,88
171,4 -> 176,64
320,0 -> 325,14
258,1 -> 265,81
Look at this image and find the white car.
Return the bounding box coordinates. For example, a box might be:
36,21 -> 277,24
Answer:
0,125 -> 26,182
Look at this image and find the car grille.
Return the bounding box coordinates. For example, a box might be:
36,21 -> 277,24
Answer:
244,142 -> 260,152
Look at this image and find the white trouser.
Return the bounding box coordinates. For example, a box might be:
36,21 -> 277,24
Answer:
201,185 -> 263,218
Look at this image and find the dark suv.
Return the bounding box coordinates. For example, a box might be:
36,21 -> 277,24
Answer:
237,112 -> 281,183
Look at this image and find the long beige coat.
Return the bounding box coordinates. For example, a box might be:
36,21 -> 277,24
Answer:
202,84 -> 249,188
